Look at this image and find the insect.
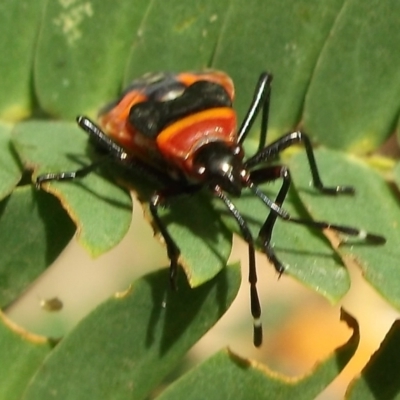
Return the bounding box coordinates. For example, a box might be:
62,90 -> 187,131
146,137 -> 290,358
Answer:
36,70 -> 386,347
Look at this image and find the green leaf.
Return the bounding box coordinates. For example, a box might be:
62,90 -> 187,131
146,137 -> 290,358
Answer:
215,177 -> 350,303
347,320 -> 400,399
0,0 -> 45,121
35,0 -> 149,118
124,0 -> 230,81
303,0 -> 400,153
155,194 -> 232,287
0,187 -> 75,307
157,311 -> 359,400
290,148 -> 400,309
392,161 -> 400,192
0,311 -> 51,400
397,114 -> 400,146
23,264 -> 241,400
0,124 -> 21,200
12,119 -> 231,284
213,0 -> 345,138
1,2 -> 399,398
12,120 -> 132,256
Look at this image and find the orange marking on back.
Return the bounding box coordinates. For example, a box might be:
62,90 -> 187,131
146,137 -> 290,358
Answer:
157,108 -> 235,147
157,107 -> 237,174
98,91 -> 147,151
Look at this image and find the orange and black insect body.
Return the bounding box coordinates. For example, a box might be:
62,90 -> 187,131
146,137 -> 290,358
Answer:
37,70 -> 385,347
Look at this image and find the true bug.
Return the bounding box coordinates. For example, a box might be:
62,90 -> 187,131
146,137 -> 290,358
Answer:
36,70 -> 386,347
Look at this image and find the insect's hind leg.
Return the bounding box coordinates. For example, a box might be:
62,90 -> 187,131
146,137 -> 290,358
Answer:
245,130 -> 354,196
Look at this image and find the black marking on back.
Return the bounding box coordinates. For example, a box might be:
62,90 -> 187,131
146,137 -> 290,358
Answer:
129,80 -> 232,138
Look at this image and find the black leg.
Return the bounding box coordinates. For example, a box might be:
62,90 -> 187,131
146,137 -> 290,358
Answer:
249,165 -> 290,275
76,116 -> 190,187
236,75 -> 352,196
35,115 -> 176,188
35,157 -> 111,188
77,116 -> 129,162
237,72 -> 273,151
213,187 -> 262,347
149,185 -> 201,290
249,173 -> 386,243
35,116 -> 129,187
245,167 -> 386,275
245,130 -> 354,195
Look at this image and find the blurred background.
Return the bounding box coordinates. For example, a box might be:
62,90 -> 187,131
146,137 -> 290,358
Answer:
6,195 -> 399,400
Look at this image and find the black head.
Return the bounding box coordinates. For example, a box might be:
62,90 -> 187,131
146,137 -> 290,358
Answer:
193,142 -> 246,196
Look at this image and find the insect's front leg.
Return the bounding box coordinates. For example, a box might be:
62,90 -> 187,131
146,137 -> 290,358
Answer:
213,187 -> 262,347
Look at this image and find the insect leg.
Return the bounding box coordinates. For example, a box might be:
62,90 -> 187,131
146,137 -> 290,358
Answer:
149,185 -> 201,290
35,116 -> 130,187
76,116 -> 129,162
214,187 -> 262,347
237,72 -> 273,150
35,158 -> 110,187
246,168 -> 385,274
249,166 -> 290,275
245,130 -> 354,195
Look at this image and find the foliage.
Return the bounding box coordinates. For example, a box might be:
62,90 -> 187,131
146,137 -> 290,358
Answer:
1,0 -> 400,398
